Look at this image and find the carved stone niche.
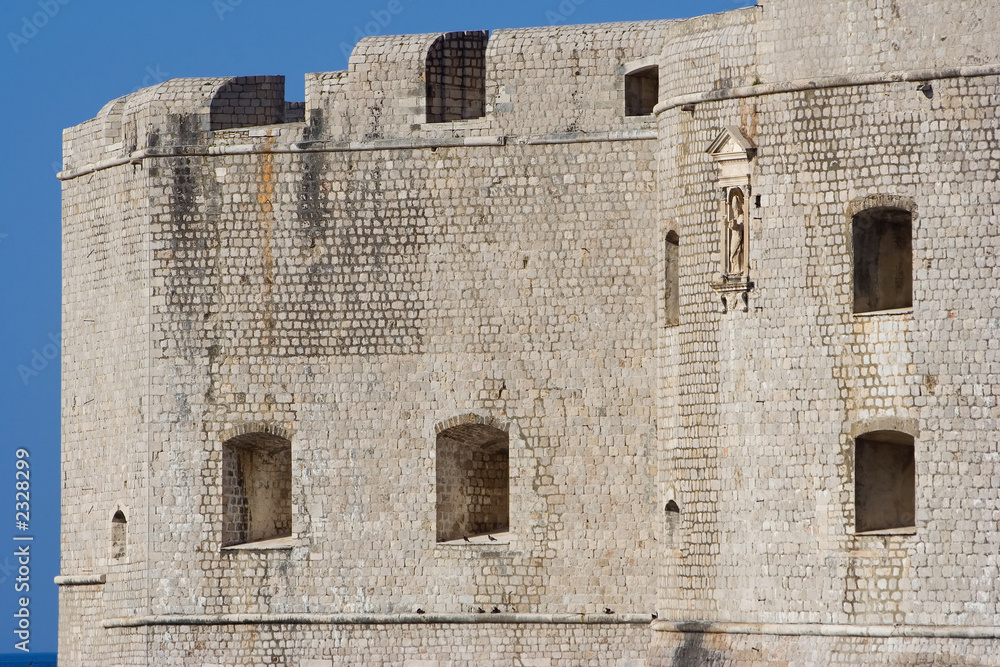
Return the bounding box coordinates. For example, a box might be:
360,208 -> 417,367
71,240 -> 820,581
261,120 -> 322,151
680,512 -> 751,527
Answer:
707,126 -> 756,313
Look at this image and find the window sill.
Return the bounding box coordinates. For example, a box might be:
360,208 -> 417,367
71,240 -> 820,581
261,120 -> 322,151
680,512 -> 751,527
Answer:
222,535 -> 298,551
854,526 -> 916,537
436,531 -> 510,547
417,116 -> 489,130
853,307 -> 913,317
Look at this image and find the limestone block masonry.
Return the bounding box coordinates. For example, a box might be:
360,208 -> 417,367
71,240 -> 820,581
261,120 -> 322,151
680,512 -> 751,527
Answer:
59,1 -> 1000,665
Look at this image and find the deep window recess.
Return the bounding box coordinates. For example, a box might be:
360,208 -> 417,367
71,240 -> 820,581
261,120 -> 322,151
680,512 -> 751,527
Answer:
854,430 -> 915,533
664,500 -> 681,548
625,66 -> 659,116
222,432 -> 292,547
852,206 -> 913,313
665,231 -> 680,326
436,421 -> 509,542
111,510 -> 127,560
425,31 -> 489,123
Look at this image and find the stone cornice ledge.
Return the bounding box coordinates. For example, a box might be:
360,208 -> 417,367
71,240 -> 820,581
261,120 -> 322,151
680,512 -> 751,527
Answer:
55,573 -> 106,586
655,63 -> 1000,114
103,612 -> 652,629
56,130 -> 657,181
653,620 -> 1000,640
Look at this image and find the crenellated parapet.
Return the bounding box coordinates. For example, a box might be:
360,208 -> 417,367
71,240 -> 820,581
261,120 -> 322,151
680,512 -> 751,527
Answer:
61,19 -> 692,177
60,1 -> 1000,179
61,75 -> 298,177
304,22 -> 679,142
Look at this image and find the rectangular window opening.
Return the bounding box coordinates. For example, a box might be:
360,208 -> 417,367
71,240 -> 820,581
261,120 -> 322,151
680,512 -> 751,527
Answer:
436,422 -> 509,543
854,431 -> 915,534
222,433 -> 292,547
853,207 -> 913,314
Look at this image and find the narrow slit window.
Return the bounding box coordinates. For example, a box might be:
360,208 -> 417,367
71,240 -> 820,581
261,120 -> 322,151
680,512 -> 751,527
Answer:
111,510 -> 127,560
664,500 -> 681,550
665,231 -> 679,326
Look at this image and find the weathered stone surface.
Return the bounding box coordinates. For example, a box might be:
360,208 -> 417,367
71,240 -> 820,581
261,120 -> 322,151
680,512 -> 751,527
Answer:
59,1 -> 1000,664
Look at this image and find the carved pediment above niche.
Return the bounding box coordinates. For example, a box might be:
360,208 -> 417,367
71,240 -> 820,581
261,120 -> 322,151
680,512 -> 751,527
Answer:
707,126 -> 756,189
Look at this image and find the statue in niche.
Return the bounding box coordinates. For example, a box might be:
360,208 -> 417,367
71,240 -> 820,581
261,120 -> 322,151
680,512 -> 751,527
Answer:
707,126 -> 754,311
726,187 -> 746,276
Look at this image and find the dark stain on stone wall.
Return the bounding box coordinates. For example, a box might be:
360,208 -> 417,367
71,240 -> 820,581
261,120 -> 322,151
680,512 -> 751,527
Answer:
669,625 -> 727,667
290,150 -> 428,357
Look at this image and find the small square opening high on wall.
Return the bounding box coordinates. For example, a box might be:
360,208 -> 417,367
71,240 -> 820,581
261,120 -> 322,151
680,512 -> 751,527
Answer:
625,66 -> 659,116
436,421 -> 509,542
222,432 -> 292,546
852,206 -> 912,313
855,430 -> 915,533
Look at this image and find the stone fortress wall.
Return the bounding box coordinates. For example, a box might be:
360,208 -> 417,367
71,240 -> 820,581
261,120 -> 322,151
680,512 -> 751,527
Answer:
59,1 -> 1000,665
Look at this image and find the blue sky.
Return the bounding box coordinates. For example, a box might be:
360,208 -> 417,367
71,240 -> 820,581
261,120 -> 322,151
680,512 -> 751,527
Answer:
0,0 -> 751,653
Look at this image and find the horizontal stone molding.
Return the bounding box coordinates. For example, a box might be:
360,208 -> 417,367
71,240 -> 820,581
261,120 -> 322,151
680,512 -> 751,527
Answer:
56,130 -> 657,181
654,63 -> 1000,114
103,612 -> 653,629
519,129 -> 657,145
652,620 -> 1000,640
54,573 -> 106,586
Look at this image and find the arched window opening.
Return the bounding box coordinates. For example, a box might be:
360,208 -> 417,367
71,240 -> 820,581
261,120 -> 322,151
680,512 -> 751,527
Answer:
111,510 -> 127,560
852,206 -> 912,313
665,231 -> 680,327
436,420 -> 509,542
625,66 -> 659,116
664,500 -> 681,548
425,31 -> 489,123
222,432 -> 292,547
854,430 -> 915,533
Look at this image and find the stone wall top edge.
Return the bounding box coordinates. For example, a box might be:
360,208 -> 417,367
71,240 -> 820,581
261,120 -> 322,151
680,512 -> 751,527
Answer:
351,18 -> 682,46
62,76 -> 265,139
57,130 -> 655,181
348,31 -> 443,63
653,64 -> 1000,115
63,11 -> 750,152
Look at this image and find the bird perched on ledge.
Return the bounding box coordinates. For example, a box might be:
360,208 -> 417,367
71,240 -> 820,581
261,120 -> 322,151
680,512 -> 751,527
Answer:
491,606 -> 501,613
604,607 -> 613,614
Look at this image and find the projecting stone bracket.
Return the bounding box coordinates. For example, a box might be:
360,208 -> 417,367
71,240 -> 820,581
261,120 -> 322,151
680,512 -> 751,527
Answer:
54,573 -> 106,586
710,277 -> 753,313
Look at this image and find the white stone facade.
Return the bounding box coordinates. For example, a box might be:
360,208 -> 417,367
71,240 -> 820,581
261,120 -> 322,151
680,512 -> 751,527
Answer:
59,1 -> 1000,664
